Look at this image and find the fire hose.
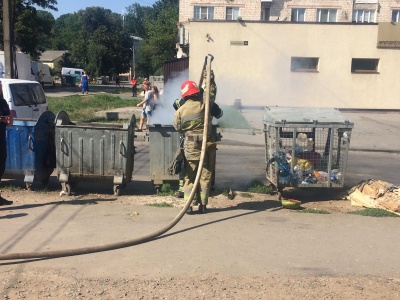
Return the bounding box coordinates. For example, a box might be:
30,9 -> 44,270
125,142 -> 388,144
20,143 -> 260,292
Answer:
0,55 -> 214,261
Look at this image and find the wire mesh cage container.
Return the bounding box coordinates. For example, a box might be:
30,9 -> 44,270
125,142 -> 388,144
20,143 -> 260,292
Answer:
264,107 -> 354,194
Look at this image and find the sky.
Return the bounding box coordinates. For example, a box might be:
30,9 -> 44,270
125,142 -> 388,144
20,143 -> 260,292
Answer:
41,0 -> 157,19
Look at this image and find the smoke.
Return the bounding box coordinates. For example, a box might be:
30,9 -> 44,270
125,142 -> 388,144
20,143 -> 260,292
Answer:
149,72 -> 188,126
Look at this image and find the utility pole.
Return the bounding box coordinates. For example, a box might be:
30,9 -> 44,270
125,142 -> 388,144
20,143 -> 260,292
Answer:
130,36 -> 142,80
3,0 -> 14,78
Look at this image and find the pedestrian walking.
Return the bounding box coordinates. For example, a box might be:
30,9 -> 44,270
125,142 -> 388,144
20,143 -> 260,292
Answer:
116,74 -> 121,88
131,77 -> 137,97
136,85 -> 157,131
142,78 -> 150,95
80,71 -> 89,94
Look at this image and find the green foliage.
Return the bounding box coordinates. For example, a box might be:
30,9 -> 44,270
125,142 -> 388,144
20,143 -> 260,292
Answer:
157,183 -> 176,196
297,208 -> 330,214
124,4 -> 150,38
0,1 -> 57,58
145,202 -> 174,208
51,13 -> 81,50
51,7 -> 131,77
240,192 -> 254,198
14,8 -> 55,59
138,0 -> 179,75
218,106 -> 252,129
246,180 -> 273,194
160,183 -> 172,193
4,0 -> 179,78
47,94 -> 140,122
0,184 -> 23,192
349,208 -> 399,217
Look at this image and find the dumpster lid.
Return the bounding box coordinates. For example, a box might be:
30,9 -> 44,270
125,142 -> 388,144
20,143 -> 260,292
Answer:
263,106 -> 354,127
12,118 -> 37,126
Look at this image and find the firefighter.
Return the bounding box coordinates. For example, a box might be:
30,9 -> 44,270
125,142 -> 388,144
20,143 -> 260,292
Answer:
172,69 -> 222,200
173,80 -> 220,214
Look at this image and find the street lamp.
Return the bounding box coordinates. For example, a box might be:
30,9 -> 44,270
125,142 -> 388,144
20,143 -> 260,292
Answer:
130,36 -> 143,79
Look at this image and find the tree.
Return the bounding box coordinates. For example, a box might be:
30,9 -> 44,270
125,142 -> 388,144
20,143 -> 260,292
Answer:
14,9 -> 55,59
50,13 -> 80,50
124,0 -> 179,76
139,0 -> 178,75
0,0 -> 58,58
52,7 -> 131,77
123,4 -> 150,39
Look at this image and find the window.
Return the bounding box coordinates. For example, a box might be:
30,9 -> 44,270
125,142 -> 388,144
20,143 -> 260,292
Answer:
291,8 -> 305,22
261,7 -> 270,21
351,59 -> 379,73
317,9 -> 337,22
226,7 -> 240,20
291,57 -> 319,72
392,10 -> 400,22
10,83 -> 46,106
353,10 -> 375,23
194,6 -> 214,20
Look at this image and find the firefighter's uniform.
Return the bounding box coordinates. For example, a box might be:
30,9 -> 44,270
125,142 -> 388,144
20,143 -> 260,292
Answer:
173,95 -> 216,206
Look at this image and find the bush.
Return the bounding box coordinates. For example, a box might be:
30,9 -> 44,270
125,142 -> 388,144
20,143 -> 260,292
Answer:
246,180 -> 273,194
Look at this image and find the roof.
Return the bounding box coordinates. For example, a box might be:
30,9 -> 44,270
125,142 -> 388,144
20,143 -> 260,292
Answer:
39,50 -> 68,62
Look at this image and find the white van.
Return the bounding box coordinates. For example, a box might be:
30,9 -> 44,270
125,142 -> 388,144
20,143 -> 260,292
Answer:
0,51 -> 36,81
61,67 -> 85,80
32,62 -> 55,88
1,79 -> 48,119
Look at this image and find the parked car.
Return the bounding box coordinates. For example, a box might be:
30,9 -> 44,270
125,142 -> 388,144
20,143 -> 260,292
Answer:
1,79 -> 48,119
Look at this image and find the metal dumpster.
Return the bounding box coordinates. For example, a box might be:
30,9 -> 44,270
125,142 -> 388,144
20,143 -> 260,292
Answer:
4,111 -> 56,189
61,75 -> 76,87
148,124 -> 220,189
264,107 -> 354,196
55,111 -> 135,195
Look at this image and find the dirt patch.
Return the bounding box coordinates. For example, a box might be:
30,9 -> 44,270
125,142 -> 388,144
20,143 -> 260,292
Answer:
0,184 -> 362,215
1,270 -> 399,299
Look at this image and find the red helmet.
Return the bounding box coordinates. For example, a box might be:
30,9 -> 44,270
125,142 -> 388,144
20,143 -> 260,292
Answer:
181,80 -> 200,98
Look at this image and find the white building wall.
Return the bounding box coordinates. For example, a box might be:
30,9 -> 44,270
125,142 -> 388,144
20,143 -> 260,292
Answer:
187,21 -> 399,109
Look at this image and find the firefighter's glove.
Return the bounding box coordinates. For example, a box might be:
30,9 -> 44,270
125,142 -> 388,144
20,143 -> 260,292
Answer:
203,69 -> 215,82
211,103 -> 223,119
173,98 -> 185,111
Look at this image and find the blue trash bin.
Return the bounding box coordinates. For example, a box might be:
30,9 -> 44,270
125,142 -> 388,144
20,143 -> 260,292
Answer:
4,111 -> 56,189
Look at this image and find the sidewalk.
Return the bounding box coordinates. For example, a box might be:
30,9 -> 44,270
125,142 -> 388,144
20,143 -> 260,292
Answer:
221,108 -> 400,153
97,101 -> 400,153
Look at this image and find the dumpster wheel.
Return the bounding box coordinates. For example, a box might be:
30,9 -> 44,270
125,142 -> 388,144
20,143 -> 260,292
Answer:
0,54 -> 215,261
62,182 -> 72,196
113,184 -> 124,196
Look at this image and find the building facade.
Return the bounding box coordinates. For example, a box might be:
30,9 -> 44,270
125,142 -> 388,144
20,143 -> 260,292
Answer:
179,0 -> 400,23
176,0 -> 400,109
